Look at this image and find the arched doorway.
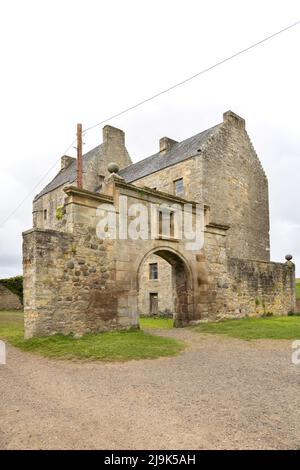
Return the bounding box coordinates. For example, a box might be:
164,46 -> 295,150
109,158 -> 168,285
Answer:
137,247 -> 194,327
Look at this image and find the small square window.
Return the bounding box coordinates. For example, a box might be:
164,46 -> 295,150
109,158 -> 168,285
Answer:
174,178 -> 184,196
149,263 -> 158,280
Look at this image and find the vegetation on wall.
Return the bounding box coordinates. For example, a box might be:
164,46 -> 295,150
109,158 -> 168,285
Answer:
0,276 -> 23,303
55,205 -> 64,220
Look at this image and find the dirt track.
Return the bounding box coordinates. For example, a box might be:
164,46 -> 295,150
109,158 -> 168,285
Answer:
0,328 -> 299,449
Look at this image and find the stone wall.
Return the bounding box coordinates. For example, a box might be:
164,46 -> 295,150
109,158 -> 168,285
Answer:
23,180 -> 207,337
0,284 -> 22,310
202,112 -> 270,261
195,223 -> 230,321
33,187 -> 68,231
134,112 -> 270,263
225,257 -> 295,318
23,170 -> 295,339
138,254 -> 174,316
134,157 -> 203,203
23,224 -> 125,338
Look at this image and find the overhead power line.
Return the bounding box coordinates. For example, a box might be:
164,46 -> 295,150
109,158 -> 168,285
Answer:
83,19 -> 300,133
1,19 -> 299,228
0,139 -> 76,228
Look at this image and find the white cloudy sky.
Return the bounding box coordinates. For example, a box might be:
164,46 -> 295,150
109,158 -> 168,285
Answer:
0,0 -> 299,277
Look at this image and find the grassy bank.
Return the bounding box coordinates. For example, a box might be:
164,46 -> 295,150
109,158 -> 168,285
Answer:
0,311 -> 184,361
139,316 -> 173,329
193,315 -> 300,340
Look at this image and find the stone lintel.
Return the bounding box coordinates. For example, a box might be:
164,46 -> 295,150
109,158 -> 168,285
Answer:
205,222 -> 230,236
22,227 -> 73,238
64,186 -> 113,204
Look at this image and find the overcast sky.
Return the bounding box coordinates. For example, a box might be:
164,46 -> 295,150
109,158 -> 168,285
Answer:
0,0 -> 299,278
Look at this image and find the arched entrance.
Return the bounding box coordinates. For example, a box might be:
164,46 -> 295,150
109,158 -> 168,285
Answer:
137,247 -> 194,327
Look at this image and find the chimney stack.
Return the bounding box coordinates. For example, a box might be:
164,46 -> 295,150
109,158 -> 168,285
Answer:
61,155 -> 75,170
102,125 -> 132,170
159,137 -> 178,155
103,125 -> 125,146
223,110 -> 245,129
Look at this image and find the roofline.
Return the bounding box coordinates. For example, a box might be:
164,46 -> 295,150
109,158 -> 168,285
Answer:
120,153 -> 201,183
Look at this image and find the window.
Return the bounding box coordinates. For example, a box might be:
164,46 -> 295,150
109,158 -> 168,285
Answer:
158,209 -> 175,239
149,263 -> 158,280
174,178 -> 184,196
97,175 -> 105,191
149,293 -> 158,315
170,211 -> 175,238
43,209 -> 47,221
158,210 -> 163,237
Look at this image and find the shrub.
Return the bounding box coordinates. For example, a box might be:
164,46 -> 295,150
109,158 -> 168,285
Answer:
55,205 -> 64,220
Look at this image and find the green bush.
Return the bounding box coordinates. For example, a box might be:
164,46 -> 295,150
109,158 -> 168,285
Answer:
0,276 -> 23,303
55,205 -> 64,220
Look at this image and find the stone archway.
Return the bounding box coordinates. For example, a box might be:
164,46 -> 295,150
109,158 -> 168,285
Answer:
137,247 -> 194,327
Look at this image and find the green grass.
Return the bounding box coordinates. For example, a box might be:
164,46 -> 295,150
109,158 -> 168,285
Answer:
296,278 -> 300,300
0,311 -> 184,361
193,315 -> 300,340
139,316 -> 174,329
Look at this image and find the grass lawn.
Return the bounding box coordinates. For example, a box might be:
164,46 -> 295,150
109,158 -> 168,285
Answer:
139,316 -> 173,329
0,310 -> 184,361
296,278 -> 300,300
193,315 -> 300,340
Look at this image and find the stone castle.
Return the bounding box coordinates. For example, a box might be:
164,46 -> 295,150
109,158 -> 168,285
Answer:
23,110 -> 296,338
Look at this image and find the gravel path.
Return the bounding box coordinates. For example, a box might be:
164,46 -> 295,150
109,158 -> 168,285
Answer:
0,328 -> 299,450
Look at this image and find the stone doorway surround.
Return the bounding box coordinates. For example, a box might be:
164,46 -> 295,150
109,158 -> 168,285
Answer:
137,247 -> 194,327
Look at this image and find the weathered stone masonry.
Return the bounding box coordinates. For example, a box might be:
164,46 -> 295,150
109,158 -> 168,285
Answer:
0,283 -> 22,310
23,111 -> 296,338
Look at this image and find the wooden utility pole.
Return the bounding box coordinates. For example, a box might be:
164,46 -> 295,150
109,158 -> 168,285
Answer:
77,123 -> 83,189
